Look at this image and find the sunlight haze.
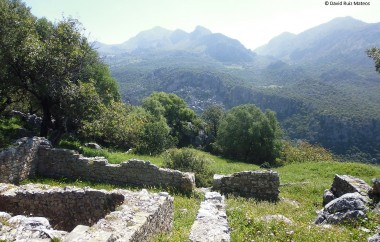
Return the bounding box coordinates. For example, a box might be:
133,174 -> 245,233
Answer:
24,0 -> 380,49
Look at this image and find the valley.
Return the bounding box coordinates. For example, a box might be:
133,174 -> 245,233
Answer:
96,17 -> 380,162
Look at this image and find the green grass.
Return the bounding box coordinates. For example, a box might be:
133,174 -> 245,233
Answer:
227,161 -> 380,241
23,145 -> 380,241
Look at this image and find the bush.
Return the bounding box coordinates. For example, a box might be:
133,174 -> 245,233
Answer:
280,140 -> 333,164
162,148 -> 214,187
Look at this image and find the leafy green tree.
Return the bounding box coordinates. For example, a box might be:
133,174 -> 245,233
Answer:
142,92 -> 198,147
201,104 -> 225,140
367,48 -> 380,73
82,102 -> 172,154
0,0 -> 119,143
216,104 -> 282,164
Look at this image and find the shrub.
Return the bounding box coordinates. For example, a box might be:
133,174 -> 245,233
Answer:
162,148 -> 214,187
281,140 -> 334,164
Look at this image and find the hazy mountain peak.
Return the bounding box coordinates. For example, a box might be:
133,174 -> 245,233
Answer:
255,16 -> 377,60
191,25 -> 212,38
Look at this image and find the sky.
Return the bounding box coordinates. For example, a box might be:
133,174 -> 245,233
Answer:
24,0 -> 380,50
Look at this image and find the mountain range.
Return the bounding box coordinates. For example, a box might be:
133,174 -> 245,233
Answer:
94,16 -> 380,163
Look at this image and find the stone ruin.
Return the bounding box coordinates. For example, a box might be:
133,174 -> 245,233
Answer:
0,183 -> 173,241
0,137 -> 285,241
213,170 -> 280,201
0,137 -> 195,193
189,191 -> 230,242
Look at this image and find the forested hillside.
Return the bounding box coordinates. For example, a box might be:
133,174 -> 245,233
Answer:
97,17 -> 380,163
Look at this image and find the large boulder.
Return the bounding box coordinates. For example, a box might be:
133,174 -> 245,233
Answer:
322,174 -> 372,205
331,175 -> 372,197
315,192 -> 369,224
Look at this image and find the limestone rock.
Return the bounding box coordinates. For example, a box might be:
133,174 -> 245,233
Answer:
323,189 -> 336,205
85,142 -> 102,149
315,192 -> 369,224
331,174 -> 372,198
262,214 -> 293,225
0,211 -> 11,221
368,233 -> 380,242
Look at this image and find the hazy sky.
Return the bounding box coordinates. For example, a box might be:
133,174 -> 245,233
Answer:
24,0 -> 379,50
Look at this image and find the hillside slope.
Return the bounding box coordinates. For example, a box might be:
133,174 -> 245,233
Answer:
97,17 -> 380,162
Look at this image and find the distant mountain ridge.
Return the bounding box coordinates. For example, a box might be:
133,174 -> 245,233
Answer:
94,26 -> 255,63
97,17 -> 380,163
255,16 -> 380,65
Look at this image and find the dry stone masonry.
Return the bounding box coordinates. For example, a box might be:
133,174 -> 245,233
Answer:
0,137 -> 195,193
189,192 -> 230,242
0,183 -> 173,241
0,137 -> 50,184
213,170 -> 280,201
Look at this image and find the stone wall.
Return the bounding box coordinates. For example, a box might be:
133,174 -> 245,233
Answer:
37,146 -> 195,193
0,183 -> 173,241
0,137 -> 49,184
189,191 -> 230,242
213,170 -> 280,201
0,137 -> 195,193
0,183 -> 124,231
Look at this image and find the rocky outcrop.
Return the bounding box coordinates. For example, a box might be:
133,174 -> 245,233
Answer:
315,192 -> 369,224
213,170 -> 280,201
189,192 -> 230,242
316,174 -> 378,225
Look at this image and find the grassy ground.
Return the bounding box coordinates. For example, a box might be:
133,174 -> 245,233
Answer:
227,161 -> 380,241
24,146 -> 380,241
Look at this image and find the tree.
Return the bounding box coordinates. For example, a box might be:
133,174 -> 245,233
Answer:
142,92 -> 198,147
367,48 -> 380,73
81,102 -> 173,154
201,104 -> 225,140
0,0 -> 119,143
216,104 -> 282,164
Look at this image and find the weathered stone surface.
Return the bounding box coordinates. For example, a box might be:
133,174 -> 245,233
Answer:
374,202 -> 380,214
0,183 -> 124,231
213,170 -> 280,201
315,192 -> 369,224
331,174 -> 372,198
0,184 -> 174,242
323,189 -> 336,205
189,192 -> 230,242
85,142 -> 102,149
0,137 -> 195,193
368,233 -> 380,242
0,137 -> 51,184
262,214 -> 293,225
0,214 -> 68,241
